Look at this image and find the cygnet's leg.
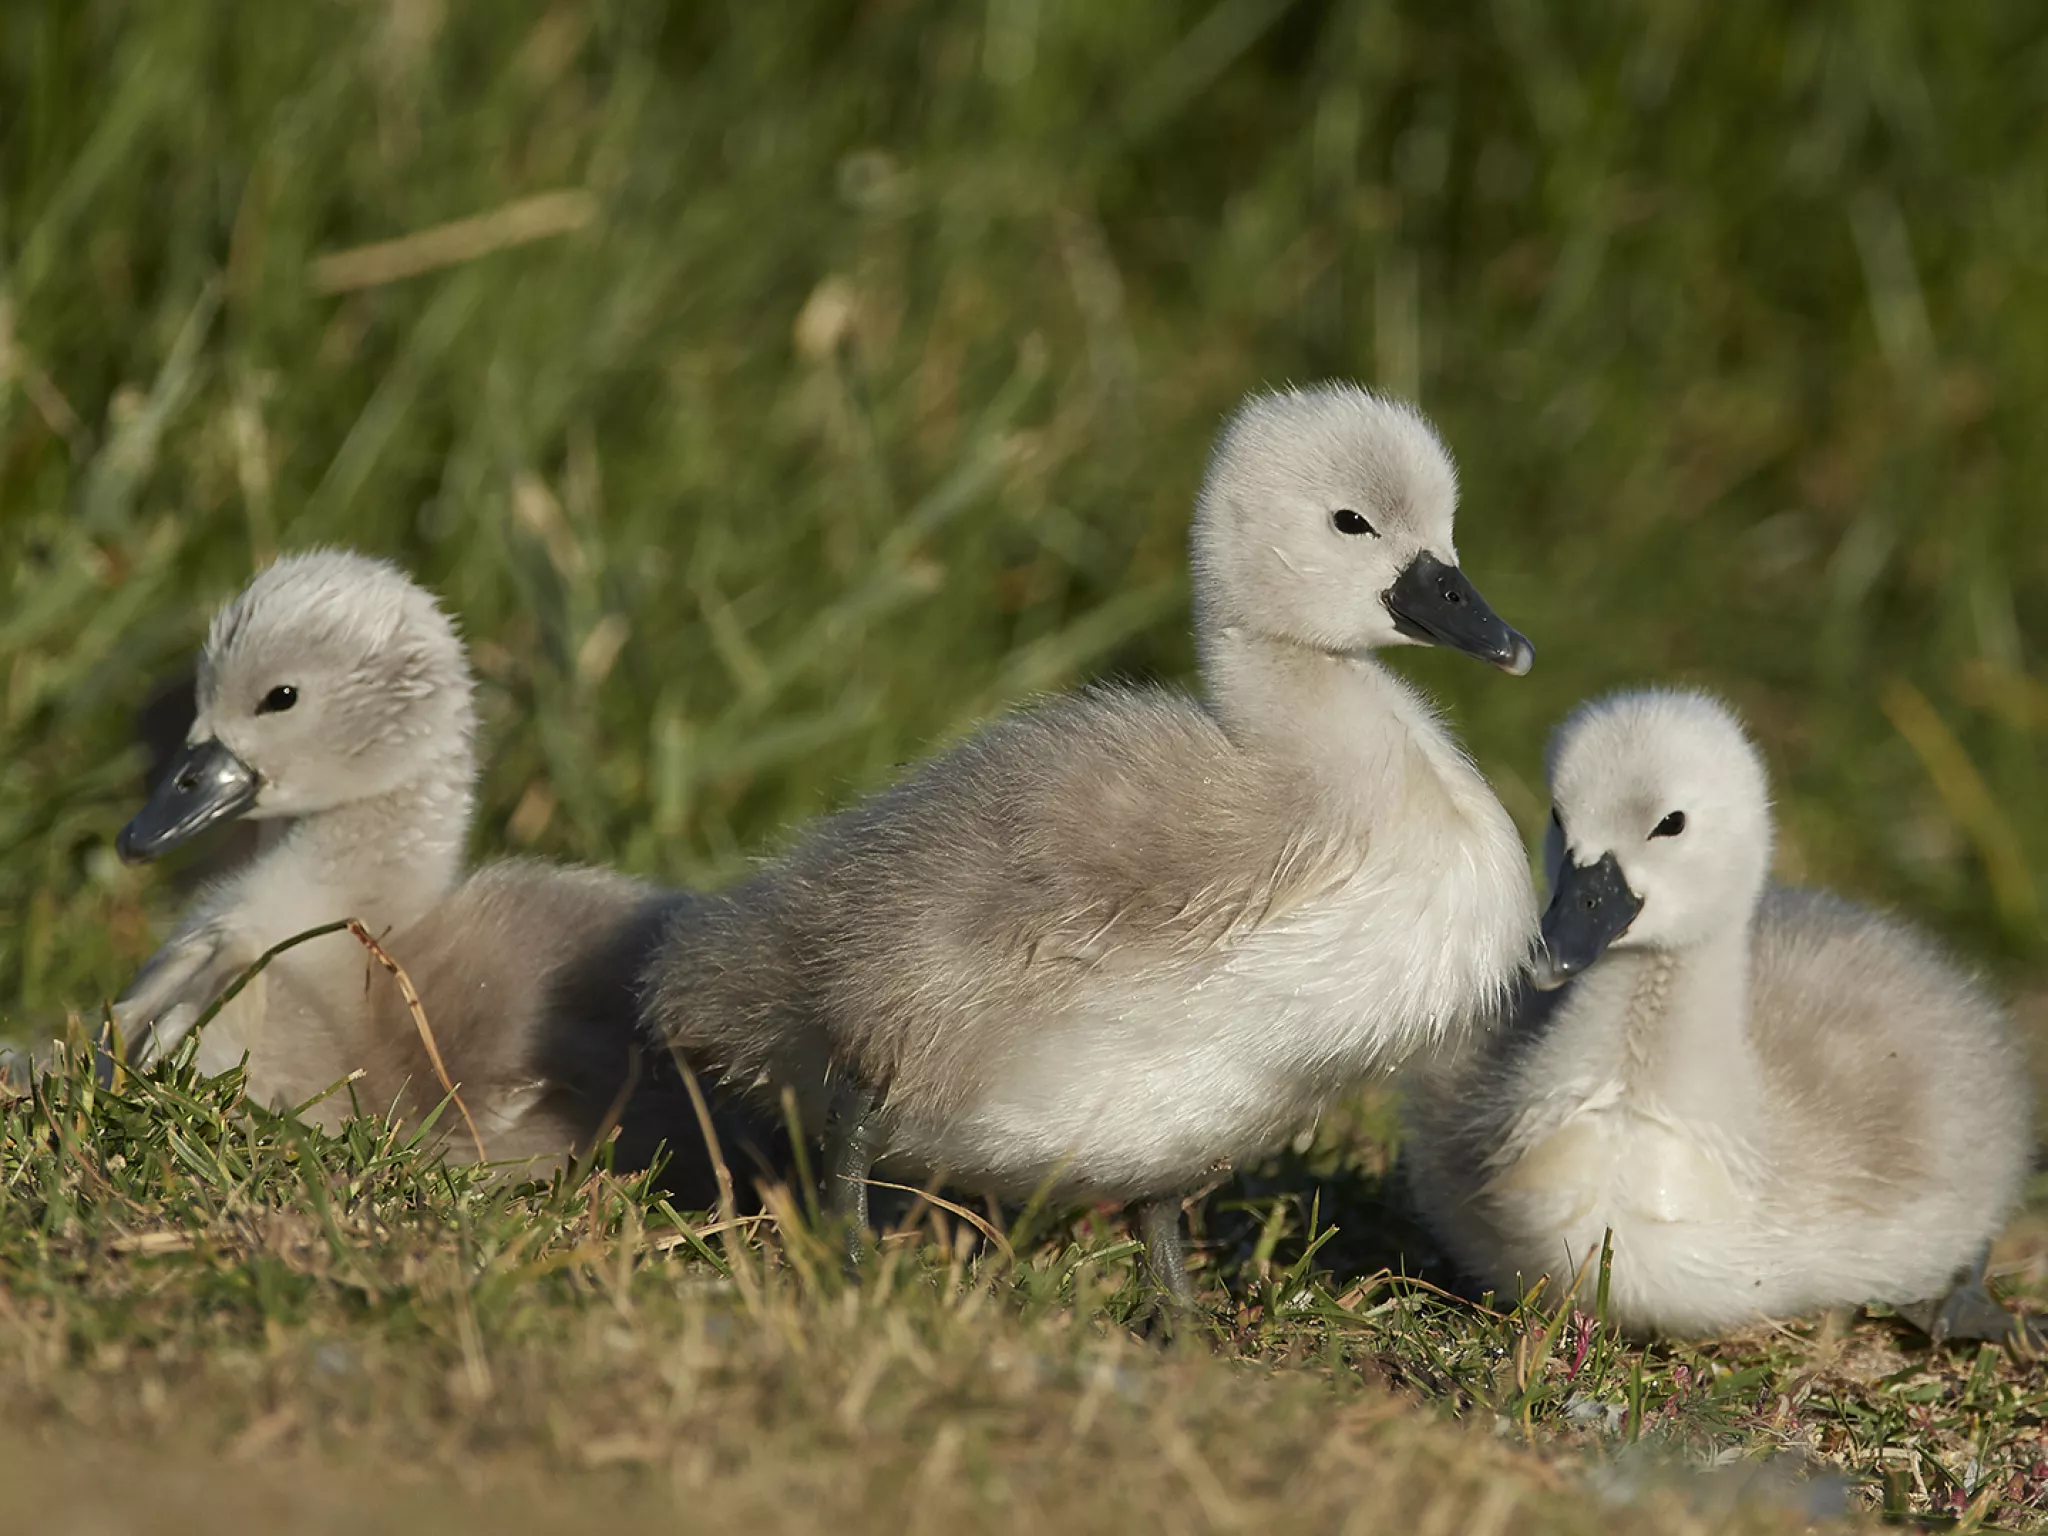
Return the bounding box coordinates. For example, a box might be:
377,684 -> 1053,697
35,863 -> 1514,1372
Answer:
1137,1197 -> 1199,1310
1897,1245 -> 2044,1349
824,1079 -> 879,1261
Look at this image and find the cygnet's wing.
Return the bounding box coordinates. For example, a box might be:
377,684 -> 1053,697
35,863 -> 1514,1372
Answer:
645,878 -> 832,1129
1749,886 -> 2030,1214
836,690 -> 1338,935
361,860 -> 787,1207
647,686 -> 1355,1127
783,688 -> 1354,1090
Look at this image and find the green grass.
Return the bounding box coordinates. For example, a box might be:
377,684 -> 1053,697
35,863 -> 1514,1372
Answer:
8,1035 -> 2048,1532
3,1 -> 2046,1530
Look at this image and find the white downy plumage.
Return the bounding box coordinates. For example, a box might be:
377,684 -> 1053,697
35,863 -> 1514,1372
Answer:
1405,688 -> 2034,1342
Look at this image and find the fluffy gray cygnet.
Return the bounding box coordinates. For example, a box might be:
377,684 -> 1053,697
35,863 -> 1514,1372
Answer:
650,383 -> 1540,1303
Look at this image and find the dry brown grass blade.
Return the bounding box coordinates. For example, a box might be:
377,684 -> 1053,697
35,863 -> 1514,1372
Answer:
865,1178 -> 1017,1265
673,1057 -> 760,1307
344,918 -> 487,1163
643,1214 -> 773,1254
1331,1268 -> 1510,1320
309,190 -> 598,293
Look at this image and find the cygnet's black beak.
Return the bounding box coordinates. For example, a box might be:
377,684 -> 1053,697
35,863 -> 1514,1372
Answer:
1383,552 -> 1535,675
116,738 -> 260,864
1530,851 -> 1644,990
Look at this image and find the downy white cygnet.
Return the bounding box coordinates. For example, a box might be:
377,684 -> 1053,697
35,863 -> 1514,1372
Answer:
111,552 -> 776,1201
1403,689 -> 2036,1344
113,549 -> 476,1102
650,383 -> 1540,1303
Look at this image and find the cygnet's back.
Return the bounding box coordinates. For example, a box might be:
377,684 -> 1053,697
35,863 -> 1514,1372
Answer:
1404,689 -> 2032,1339
655,384 -> 1539,1284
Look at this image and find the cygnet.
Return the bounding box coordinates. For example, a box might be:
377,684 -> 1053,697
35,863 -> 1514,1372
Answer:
1403,688 -> 2036,1344
113,549 -> 476,1103
650,383 -> 1539,1303
112,552 -> 776,1202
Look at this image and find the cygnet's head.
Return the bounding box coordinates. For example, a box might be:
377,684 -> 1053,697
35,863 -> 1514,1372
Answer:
1191,383 -> 1533,674
1532,689 -> 1773,987
116,550 -> 475,863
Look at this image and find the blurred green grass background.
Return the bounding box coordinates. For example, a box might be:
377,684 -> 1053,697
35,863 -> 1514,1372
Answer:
3,0 -> 2044,1034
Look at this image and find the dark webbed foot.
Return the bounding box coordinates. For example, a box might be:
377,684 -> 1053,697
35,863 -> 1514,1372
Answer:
1897,1246 -> 2045,1351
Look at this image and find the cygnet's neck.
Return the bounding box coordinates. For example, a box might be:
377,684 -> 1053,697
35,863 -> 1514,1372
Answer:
1571,917 -> 1759,1120
258,745 -> 474,934
1200,625 -> 1461,799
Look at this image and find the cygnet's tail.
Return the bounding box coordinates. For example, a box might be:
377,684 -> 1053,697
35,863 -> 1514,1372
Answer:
640,875 -> 837,1140
511,882 -> 798,1203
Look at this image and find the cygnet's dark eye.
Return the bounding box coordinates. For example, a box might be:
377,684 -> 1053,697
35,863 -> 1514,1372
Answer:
1331,509 -> 1376,537
256,684 -> 299,715
1650,810 -> 1686,839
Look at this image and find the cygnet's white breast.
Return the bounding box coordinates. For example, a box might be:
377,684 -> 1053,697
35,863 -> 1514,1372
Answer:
1470,1072 -> 1785,1332
909,682 -> 1534,1200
